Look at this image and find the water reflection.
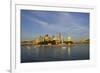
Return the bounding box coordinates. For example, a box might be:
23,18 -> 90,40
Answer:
21,44 -> 89,63
68,45 -> 71,56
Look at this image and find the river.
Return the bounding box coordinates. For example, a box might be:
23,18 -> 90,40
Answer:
21,44 -> 89,63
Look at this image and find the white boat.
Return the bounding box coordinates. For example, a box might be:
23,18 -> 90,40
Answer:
26,46 -> 31,50
62,46 -> 66,49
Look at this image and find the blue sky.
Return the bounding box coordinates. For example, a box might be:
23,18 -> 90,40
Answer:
21,10 -> 89,41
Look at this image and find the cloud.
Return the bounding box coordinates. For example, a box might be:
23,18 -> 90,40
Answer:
22,10 -> 89,40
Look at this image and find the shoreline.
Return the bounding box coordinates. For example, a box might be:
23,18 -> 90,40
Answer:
21,43 -> 89,46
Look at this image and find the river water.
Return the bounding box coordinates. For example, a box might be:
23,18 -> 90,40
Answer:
21,44 -> 89,63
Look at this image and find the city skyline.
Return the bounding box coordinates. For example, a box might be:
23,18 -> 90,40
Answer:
21,10 -> 89,41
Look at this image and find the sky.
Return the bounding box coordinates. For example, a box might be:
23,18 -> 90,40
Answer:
21,10 -> 89,41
